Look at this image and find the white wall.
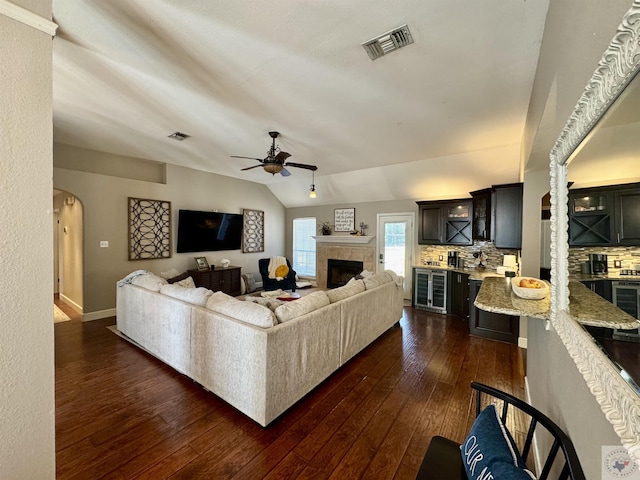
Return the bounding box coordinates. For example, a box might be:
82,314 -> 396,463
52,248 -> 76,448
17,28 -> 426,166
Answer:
54,145 -> 287,316
0,1 -> 55,477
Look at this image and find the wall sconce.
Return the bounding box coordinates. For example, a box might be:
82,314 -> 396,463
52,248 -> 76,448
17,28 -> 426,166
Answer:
65,196 -> 75,206
309,171 -> 317,199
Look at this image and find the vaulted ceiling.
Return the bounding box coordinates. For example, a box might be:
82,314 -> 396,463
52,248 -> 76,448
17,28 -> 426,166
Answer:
52,0 -> 550,207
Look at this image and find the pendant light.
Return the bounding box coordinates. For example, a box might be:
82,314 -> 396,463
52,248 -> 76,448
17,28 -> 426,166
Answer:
309,170 -> 317,198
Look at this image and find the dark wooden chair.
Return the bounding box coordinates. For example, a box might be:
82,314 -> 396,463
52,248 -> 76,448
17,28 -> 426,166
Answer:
416,382 -> 585,480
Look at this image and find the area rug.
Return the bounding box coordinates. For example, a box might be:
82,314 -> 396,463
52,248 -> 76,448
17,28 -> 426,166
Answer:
54,304 -> 71,323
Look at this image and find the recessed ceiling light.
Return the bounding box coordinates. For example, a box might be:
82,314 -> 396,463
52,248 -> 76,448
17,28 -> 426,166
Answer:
168,131 -> 190,141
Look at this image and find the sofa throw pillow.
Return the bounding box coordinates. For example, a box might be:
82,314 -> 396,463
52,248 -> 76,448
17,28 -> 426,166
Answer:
461,405 -> 535,480
245,296 -> 284,312
326,279 -> 365,303
174,276 -> 196,288
130,273 -> 168,292
274,291 -> 330,323
207,297 -> 277,328
160,284 -> 212,306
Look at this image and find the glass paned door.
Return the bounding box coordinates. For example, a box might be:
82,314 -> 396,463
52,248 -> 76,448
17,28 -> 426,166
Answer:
377,213 -> 414,299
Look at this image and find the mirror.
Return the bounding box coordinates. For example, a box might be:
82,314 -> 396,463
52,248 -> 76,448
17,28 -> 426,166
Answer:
550,4 -> 640,460
567,70 -> 640,391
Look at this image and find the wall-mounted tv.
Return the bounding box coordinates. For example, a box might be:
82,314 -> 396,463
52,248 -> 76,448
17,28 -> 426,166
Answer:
176,209 -> 244,253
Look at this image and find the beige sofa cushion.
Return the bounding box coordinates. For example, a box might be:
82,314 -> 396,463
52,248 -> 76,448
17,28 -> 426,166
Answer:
206,295 -> 277,328
205,291 -> 235,308
363,271 -> 393,290
274,291 -> 330,323
160,284 -> 212,306
130,273 -> 167,292
326,279 -> 365,303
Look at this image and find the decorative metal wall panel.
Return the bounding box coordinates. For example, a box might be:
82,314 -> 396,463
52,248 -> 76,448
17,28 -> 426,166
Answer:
242,209 -> 264,253
128,197 -> 172,260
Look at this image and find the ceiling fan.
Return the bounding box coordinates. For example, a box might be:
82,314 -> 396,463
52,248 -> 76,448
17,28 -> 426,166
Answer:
231,131 -> 317,176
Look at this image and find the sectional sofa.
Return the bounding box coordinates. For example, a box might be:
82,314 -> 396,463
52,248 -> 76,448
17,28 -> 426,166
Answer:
116,270 -> 404,426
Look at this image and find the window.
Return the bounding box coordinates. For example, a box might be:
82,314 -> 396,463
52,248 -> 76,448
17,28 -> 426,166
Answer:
293,217 -> 316,277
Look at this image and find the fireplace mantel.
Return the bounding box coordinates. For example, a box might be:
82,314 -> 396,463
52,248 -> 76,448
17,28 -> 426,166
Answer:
312,235 -> 375,245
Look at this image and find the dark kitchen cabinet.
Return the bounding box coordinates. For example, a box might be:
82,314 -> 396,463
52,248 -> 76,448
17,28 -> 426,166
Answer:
569,190 -> 614,246
615,189 -> 640,245
492,183 -> 523,249
469,279 -> 519,344
581,280 -> 612,302
417,199 -> 472,246
448,271 -> 470,320
417,203 -> 443,244
471,188 -> 492,241
443,199 -> 473,245
568,183 -> 640,246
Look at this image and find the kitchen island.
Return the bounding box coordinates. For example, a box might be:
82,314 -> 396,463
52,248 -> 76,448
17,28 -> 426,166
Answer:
474,277 -> 638,329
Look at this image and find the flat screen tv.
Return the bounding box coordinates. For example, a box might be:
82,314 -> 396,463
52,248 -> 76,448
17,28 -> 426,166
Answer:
176,209 -> 244,253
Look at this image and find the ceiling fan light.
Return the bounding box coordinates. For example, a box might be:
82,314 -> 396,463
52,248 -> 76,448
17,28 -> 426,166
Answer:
309,184 -> 317,198
264,163 -> 283,174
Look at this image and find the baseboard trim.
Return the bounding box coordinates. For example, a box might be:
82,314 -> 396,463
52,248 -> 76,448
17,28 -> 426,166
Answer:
60,294 -> 83,314
518,336 -> 528,349
524,376 -> 543,475
83,308 -> 116,322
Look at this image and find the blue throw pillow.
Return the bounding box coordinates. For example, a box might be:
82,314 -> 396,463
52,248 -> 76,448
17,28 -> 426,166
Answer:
461,404 -> 536,479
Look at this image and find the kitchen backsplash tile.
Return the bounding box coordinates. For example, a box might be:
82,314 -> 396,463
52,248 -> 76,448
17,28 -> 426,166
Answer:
568,245 -> 640,274
419,241 -> 519,271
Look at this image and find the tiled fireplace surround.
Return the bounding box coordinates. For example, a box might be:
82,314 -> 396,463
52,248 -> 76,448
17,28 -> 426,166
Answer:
316,243 -> 376,288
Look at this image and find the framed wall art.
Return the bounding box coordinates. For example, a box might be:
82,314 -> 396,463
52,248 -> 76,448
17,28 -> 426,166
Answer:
334,208 -> 355,232
128,197 -> 172,260
242,209 -> 264,253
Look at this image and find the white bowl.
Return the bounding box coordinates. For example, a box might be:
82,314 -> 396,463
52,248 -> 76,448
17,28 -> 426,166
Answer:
511,277 -> 549,300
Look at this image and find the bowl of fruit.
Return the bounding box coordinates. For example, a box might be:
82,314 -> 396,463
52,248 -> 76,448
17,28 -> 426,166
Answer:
511,277 -> 549,300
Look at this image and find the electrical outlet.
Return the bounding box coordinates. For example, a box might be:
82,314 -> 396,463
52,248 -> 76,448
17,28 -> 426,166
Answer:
100,241 -> 109,248
614,260 -> 622,268
438,255 -> 443,261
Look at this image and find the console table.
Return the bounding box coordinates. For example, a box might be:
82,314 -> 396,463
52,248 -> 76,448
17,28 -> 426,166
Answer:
188,266 -> 242,297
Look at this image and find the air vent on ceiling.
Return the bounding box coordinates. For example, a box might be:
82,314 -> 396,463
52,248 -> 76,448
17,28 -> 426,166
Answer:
362,24 -> 414,60
168,131 -> 190,141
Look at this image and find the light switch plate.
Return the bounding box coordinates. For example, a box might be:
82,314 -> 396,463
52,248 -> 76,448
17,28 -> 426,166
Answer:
100,241 -> 109,248
614,260 -> 622,268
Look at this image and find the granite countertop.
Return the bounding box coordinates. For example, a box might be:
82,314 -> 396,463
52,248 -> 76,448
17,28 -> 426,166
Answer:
570,272 -> 640,282
568,281 -> 640,329
474,277 -> 550,320
413,264 -> 503,281
473,277 -> 640,329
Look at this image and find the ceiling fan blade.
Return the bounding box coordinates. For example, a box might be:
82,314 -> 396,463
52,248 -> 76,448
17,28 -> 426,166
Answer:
284,162 -> 318,171
231,155 -> 264,162
280,168 -> 291,177
274,151 -> 291,163
240,164 -> 264,171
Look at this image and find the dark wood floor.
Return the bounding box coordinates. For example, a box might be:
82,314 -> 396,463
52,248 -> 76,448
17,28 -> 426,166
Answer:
54,303 -> 526,479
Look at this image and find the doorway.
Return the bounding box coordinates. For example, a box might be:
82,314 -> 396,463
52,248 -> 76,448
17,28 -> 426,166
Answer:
53,190 -> 84,317
376,213 -> 414,299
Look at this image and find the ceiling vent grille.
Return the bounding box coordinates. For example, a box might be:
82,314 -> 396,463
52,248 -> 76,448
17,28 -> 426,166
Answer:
362,24 -> 414,60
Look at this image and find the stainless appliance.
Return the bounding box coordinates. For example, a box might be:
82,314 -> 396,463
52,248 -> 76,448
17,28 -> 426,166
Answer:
589,253 -> 608,275
448,251 -> 459,267
612,281 -> 640,341
413,268 -> 447,314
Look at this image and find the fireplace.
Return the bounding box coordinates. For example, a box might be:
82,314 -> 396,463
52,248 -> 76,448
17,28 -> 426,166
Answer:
327,259 -> 364,288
